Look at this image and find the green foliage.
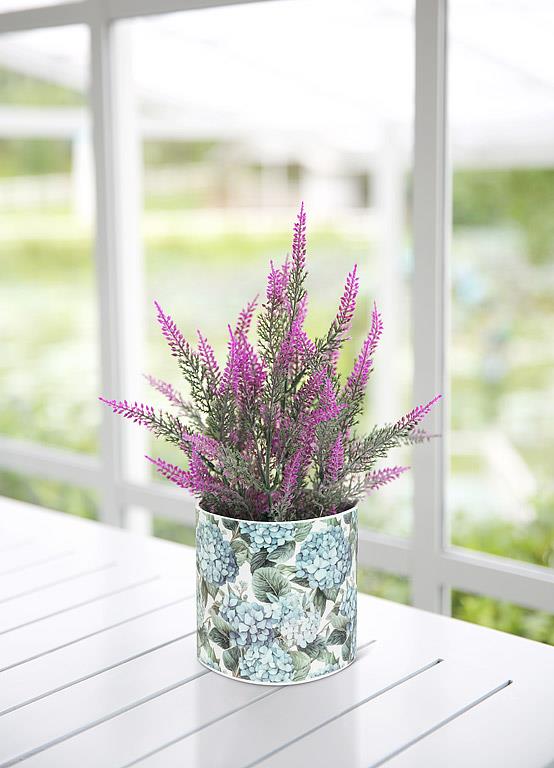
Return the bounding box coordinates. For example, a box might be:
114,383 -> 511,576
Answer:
357,567 -> 411,605
452,591 -> 554,645
453,168 -> 554,262
452,497 -> 554,569
0,67 -> 83,107
0,139 -> 72,177
0,470 -> 98,521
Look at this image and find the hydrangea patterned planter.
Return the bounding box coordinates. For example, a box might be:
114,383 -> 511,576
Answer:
196,505 -> 357,685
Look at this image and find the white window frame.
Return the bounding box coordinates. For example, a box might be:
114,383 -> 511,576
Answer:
1,0 -> 553,616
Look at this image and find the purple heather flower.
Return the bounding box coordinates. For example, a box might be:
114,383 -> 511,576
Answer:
235,296 -> 258,338
276,316 -> 313,372
220,325 -> 240,395
266,259 -> 290,306
366,465 -> 409,491
181,433 -> 221,461
99,398 -> 156,428
146,456 -> 192,490
343,302 -> 383,398
221,326 -> 266,407
154,301 -> 191,359
279,449 -> 303,506
144,375 -> 185,409
312,375 -> 343,424
394,394 -> 442,434
326,435 -> 344,483
196,330 -> 221,390
330,265 -> 359,368
291,202 -> 307,273
102,208 -> 441,520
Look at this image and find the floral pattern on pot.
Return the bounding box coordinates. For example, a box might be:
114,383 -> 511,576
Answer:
196,505 -> 358,684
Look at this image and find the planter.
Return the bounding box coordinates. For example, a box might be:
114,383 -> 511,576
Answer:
196,505 -> 358,685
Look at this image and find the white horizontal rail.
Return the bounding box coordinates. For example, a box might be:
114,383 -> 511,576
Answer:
0,2 -> 85,33
107,0 -> 274,20
1,437 -> 553,613
0,437 -> 100,488
0,0 -> 275,34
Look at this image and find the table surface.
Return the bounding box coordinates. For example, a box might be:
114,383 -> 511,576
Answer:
0,498 -> 553,768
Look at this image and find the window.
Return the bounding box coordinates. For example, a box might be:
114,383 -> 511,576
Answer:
0,0 -> 552,644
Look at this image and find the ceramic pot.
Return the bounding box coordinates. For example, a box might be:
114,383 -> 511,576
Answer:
196,504 -> 357,685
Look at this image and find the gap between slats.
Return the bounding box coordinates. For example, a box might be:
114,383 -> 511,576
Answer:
0,640 -> 377,766
0,592 -> 193,673
0,562 -> 118,605
370,679 -> 513,767
0,576 -> 160,636
0,538 -> 35,554
241,657 -> 444,768
0,611 -> 195,718
0,551 -> 74,577
0,670 -> 211,768
121,639 -> 379,768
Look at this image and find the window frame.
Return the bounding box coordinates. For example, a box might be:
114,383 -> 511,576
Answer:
0,0 -> 553,615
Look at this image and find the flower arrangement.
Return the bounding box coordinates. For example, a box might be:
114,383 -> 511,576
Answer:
101,204 -> 440,522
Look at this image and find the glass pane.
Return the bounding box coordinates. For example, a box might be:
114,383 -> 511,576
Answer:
153,517 -> 195,547
358,567 -> 410,605
449,1 -> 554,564
0,26 -> 98,454
452,590 -> 554,646
0,469 -> 98,520
122,0 -> 415,535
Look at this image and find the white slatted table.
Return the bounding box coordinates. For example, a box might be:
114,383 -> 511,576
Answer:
1,498 -> 553,768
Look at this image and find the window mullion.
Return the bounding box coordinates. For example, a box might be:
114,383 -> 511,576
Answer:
89,5 -> 147,529
412,0 -> 449,611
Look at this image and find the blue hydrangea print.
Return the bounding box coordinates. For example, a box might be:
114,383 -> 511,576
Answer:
196,507 -> 358,685
238,522 -> 295,554
239,642 -> 294,683
220,591 -> 279,647
295,526 -> 352,590
275,592 -> 319,648
196,521 -> 238,586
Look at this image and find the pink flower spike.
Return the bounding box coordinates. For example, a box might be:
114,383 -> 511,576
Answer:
366,466 -> 409,492
394,394 -> 442,433
326,436 -> 344,483
99,398 -> 155,427
235,296 -> 258,338
196,330 -> 221,389
291,202 -> 307,273
181,433 -> 221,461
146,456 -> 192,491
336,265 -> 359,336
154,301 -> 190,359
343,302 -> 383,398
281,449 -> 302,502
266,260 -> 290,306
143,375 -> 184,408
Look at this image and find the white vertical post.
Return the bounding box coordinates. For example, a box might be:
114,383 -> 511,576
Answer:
412,0 -> 449,612
89,3 -> 149,531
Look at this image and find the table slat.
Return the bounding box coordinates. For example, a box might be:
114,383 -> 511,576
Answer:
384,669 -> 554,768
0,553 -> 119,603
0,599 -> 193,716
0,620 -> 198,766
123,641 -> 440,768
254,662 -> 511,768
10,618 -> 375,768
0,563 -> 154,633
0,578 -> 188,671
